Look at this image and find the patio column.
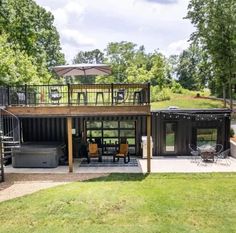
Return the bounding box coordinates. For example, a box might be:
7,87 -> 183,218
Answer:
67,117 -> 73,172
147,114 -> 151,173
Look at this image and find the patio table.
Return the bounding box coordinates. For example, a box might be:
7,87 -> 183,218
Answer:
198,145 -> 215,162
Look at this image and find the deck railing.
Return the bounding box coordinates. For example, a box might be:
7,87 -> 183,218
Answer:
4,83 -> 150,107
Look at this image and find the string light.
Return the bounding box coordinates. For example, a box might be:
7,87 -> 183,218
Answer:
156,111 -> 230,121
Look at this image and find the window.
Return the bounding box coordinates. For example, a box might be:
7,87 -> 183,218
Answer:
103,121 -> 118,128
86,121 -> 102,128
197,128 -> 217,146
165,122 -> 176,152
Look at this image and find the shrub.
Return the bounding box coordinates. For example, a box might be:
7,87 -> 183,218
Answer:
171,81 -> 186,94
230,128 -> 235,137
151,86 -> 171,102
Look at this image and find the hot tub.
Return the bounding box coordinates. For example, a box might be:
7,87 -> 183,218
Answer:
12,142 -> 65,168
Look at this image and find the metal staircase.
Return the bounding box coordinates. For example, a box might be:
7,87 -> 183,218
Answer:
0,107 -> 20,182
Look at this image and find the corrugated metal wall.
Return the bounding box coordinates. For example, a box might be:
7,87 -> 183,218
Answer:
151,111 -> 231,156
21,116 -> 147,156
22,118 -> 67,142
20,111 -> 230,157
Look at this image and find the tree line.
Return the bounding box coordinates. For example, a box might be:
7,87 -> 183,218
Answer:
0,0 -> 235,102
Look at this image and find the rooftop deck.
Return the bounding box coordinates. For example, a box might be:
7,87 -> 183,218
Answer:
1,84 -> 150,116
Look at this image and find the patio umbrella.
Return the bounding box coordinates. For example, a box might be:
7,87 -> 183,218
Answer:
52,64 -> 112,77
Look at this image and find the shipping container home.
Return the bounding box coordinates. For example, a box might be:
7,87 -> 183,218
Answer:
0,84 -> 231,176
151,109 -> 231,156
19,109 -> 231,158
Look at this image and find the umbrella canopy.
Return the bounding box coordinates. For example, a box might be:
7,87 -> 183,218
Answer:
52,64 -> 112,77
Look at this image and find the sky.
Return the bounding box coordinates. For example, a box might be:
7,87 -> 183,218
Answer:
35,0 -> 194,63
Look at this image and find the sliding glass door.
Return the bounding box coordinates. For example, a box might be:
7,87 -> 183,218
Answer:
86,120 -> 136,155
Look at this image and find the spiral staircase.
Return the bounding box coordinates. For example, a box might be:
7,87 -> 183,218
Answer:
0,107 -> 20,182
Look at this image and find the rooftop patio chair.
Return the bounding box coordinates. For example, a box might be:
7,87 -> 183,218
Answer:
215,148 -> 230,165
50,88 -> 62,104
87,143 -> 102,163
113,143 -> 130,163
16,92 -> 26,105
113,89 -> 125,104
188,144 -> 200,163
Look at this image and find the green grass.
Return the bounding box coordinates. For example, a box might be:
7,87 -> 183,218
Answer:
1,173 -> 236,233
151,94 -> 224,110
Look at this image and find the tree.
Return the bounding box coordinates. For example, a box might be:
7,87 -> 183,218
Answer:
148,51 -> 169,89
0,33 -> 48,85
73,49 -> 105,64
0,0 -> 65,83
72,49 -> 105,83
104,42 -> 169,86
105,41 -> 136,83
176,43 -> 211,90
186,0 -> 236,106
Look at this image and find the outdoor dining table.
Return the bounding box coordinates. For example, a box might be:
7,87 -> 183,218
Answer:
198,144 -> 216,162
69,84 -> 111,105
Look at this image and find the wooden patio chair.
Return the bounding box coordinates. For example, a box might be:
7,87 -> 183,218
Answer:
113,143 -> 130,163
87,143 -> 102,163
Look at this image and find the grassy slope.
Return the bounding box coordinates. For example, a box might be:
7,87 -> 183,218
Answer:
151,94 -> 224,110
0,173 -> 236,233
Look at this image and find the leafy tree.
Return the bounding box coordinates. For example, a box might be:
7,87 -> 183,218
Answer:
105,41 -> 136,83
176,42 -> 212,91
0,0 -> 65,83
0,33 -> 47,85
186,0 -> 236,105
72,49 -> 105,83
149,52 -> 169,89
103,42 -> 169,86
73,49 -> 104,64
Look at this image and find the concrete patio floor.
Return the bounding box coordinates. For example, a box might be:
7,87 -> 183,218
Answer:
4,156 -> 236,174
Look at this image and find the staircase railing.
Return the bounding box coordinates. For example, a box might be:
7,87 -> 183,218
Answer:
0,107 -> 20,182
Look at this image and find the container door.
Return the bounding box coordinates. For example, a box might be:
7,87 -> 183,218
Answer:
163,122 -> 177,155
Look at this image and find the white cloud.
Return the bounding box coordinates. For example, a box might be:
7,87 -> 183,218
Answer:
165,39 -> 190,56
60,29 -> 95,48
144,0 -> 177,3
35,0 -> 194,62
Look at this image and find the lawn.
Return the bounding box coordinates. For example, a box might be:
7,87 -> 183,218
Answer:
0,173 -> 236,233
151,94 -> 224,110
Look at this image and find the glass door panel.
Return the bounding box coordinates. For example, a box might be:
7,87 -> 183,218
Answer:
165,122 -> 176,152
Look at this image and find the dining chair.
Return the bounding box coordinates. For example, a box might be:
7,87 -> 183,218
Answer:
188,144 -> 200,163
215,148 -> 231,165
50,88 -> 62,104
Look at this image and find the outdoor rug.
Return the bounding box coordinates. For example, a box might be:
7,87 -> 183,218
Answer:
79,156 -> 139,167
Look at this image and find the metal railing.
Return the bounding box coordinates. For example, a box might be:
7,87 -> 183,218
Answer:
4,83 -> 150,107
0,87 -> 8,107
0,107 -> 21,181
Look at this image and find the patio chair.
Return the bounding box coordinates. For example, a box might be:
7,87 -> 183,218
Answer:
50,88 -> 62,104
188,144 -> 200,163
87,143 -> 102,163
113,143 -> 130,163
215,148 -> 231,165
16,92 -> 26,105
113,89 -> 125,104
213,144 -> 223,159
